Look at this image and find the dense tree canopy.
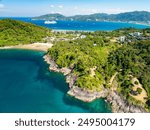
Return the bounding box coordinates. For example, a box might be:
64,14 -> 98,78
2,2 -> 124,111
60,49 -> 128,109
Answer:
48,28 -> 150,110
0,19 -> 51,46
1,18 -> 150,109
108,42 -> 150,101
48,32 -> 119,91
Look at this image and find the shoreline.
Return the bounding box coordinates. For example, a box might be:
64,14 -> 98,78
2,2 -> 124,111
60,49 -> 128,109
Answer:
105,20 -> 150,27
0,46 -> 147,113
0,42 -> 53,52
43,54 -> 148,113
50,21 -> 150,33
52,29 -> 95,33
43,55 -> 107,102
51,21 -> 150,33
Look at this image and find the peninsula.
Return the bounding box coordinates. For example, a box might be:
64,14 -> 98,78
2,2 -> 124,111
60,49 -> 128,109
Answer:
44,27 -> 150,113
0,19 -> 150,113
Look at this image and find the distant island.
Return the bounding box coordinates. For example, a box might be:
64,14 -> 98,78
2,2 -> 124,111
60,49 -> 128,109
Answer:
33,11 -> 150,25
0,19 -> 150,113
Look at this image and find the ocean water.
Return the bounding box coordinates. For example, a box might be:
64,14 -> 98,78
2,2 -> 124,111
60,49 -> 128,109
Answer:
0,17 -> 148,113
0,49 -> 111,113
1,17 -> 149,31
32,20 -> 150,31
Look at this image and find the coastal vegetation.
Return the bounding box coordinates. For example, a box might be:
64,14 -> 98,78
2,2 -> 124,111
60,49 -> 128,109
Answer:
48,31 -> 120,91
0,18 -> 150,112
48,28 -> 150,110
108,42 -> 150,103
0,19 -> 51,46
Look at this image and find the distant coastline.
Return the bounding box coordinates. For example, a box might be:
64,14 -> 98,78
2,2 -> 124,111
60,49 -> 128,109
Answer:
1,18 -> 150,113
1,17 -> 150,27
103,20 -> 150,27
1,17 -> 149,32
33,11 -> 150,26
0,45 -> 147,113
52,29 -> 95,32
51,20 -> 150,32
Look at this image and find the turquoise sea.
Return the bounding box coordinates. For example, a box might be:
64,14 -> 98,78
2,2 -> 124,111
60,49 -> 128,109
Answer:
0,18 -> 149,113
0,49 -> 111,113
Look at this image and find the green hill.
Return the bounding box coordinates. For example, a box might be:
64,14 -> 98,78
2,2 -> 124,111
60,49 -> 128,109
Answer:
0,19 -> 51,46
33,11 -> 150,23
33,13 -> 66,20
48,28 -> 150,110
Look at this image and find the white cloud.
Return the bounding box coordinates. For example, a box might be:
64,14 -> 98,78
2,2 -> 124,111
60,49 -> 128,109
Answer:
57,11 -> 62,14
74,8 -> 129,15
58,5 -> 63,9
77,8 -> 100,15
90,9 -> 99,13
0,4 -> 4,9
49,11 -> 62,14
105,8 -> 128,14
74,6 -> 78,10
50,5 -> 54,8
50,11 -> 55,14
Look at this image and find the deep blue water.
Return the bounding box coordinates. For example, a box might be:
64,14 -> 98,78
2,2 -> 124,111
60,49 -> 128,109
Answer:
0,17 -> 148,113
0,17 -> 149,31
0,49 -> 111,113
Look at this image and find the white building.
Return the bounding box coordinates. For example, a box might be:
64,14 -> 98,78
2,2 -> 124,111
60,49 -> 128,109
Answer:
80,35 -> 86,39
129,32 -> 142,37
119,36 -> 126,42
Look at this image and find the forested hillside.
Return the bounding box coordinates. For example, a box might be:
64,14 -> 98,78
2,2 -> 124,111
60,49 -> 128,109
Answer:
33,11 -> 150,23
48,29 -> 150,109
0,19 -> 51,46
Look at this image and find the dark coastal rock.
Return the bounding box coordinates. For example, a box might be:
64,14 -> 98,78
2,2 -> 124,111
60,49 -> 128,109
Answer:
43,55 -> 72,74
66,74 -> 78,88
107,91 -> 147,113
43,54 -> 148,113
60,68 -> 71,76
68,86 -> 108,102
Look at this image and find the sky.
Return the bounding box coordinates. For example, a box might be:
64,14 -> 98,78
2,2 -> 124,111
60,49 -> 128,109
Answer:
0,0 -> 150,17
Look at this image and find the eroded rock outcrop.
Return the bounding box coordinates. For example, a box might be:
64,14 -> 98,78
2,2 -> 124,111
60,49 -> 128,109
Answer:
43,54 -> 148,113
68,86 -> 108,102
107,91 -> 147,113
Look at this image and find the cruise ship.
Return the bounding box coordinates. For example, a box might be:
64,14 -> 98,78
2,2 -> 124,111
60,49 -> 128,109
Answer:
44,20 -> 57,24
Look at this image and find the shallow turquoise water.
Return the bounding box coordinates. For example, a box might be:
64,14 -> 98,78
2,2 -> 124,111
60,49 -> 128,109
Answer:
0,49 -> 111,113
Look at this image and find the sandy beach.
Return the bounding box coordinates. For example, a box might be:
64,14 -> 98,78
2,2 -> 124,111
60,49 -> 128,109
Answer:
0,42 -> 53,52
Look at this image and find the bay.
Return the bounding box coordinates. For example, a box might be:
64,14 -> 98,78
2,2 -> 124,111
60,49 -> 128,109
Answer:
0,49 -> 111,113
0,17 -> 149,31
1,16 -> 146,113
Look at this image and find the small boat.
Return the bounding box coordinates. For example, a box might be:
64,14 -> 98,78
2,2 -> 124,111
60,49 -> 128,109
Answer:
44,21 -> 57,24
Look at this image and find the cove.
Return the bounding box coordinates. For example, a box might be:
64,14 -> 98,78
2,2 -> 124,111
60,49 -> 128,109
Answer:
0,49 -> 111,113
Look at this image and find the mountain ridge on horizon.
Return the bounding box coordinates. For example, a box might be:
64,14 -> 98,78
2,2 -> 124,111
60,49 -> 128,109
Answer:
33,11 -> 150,24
